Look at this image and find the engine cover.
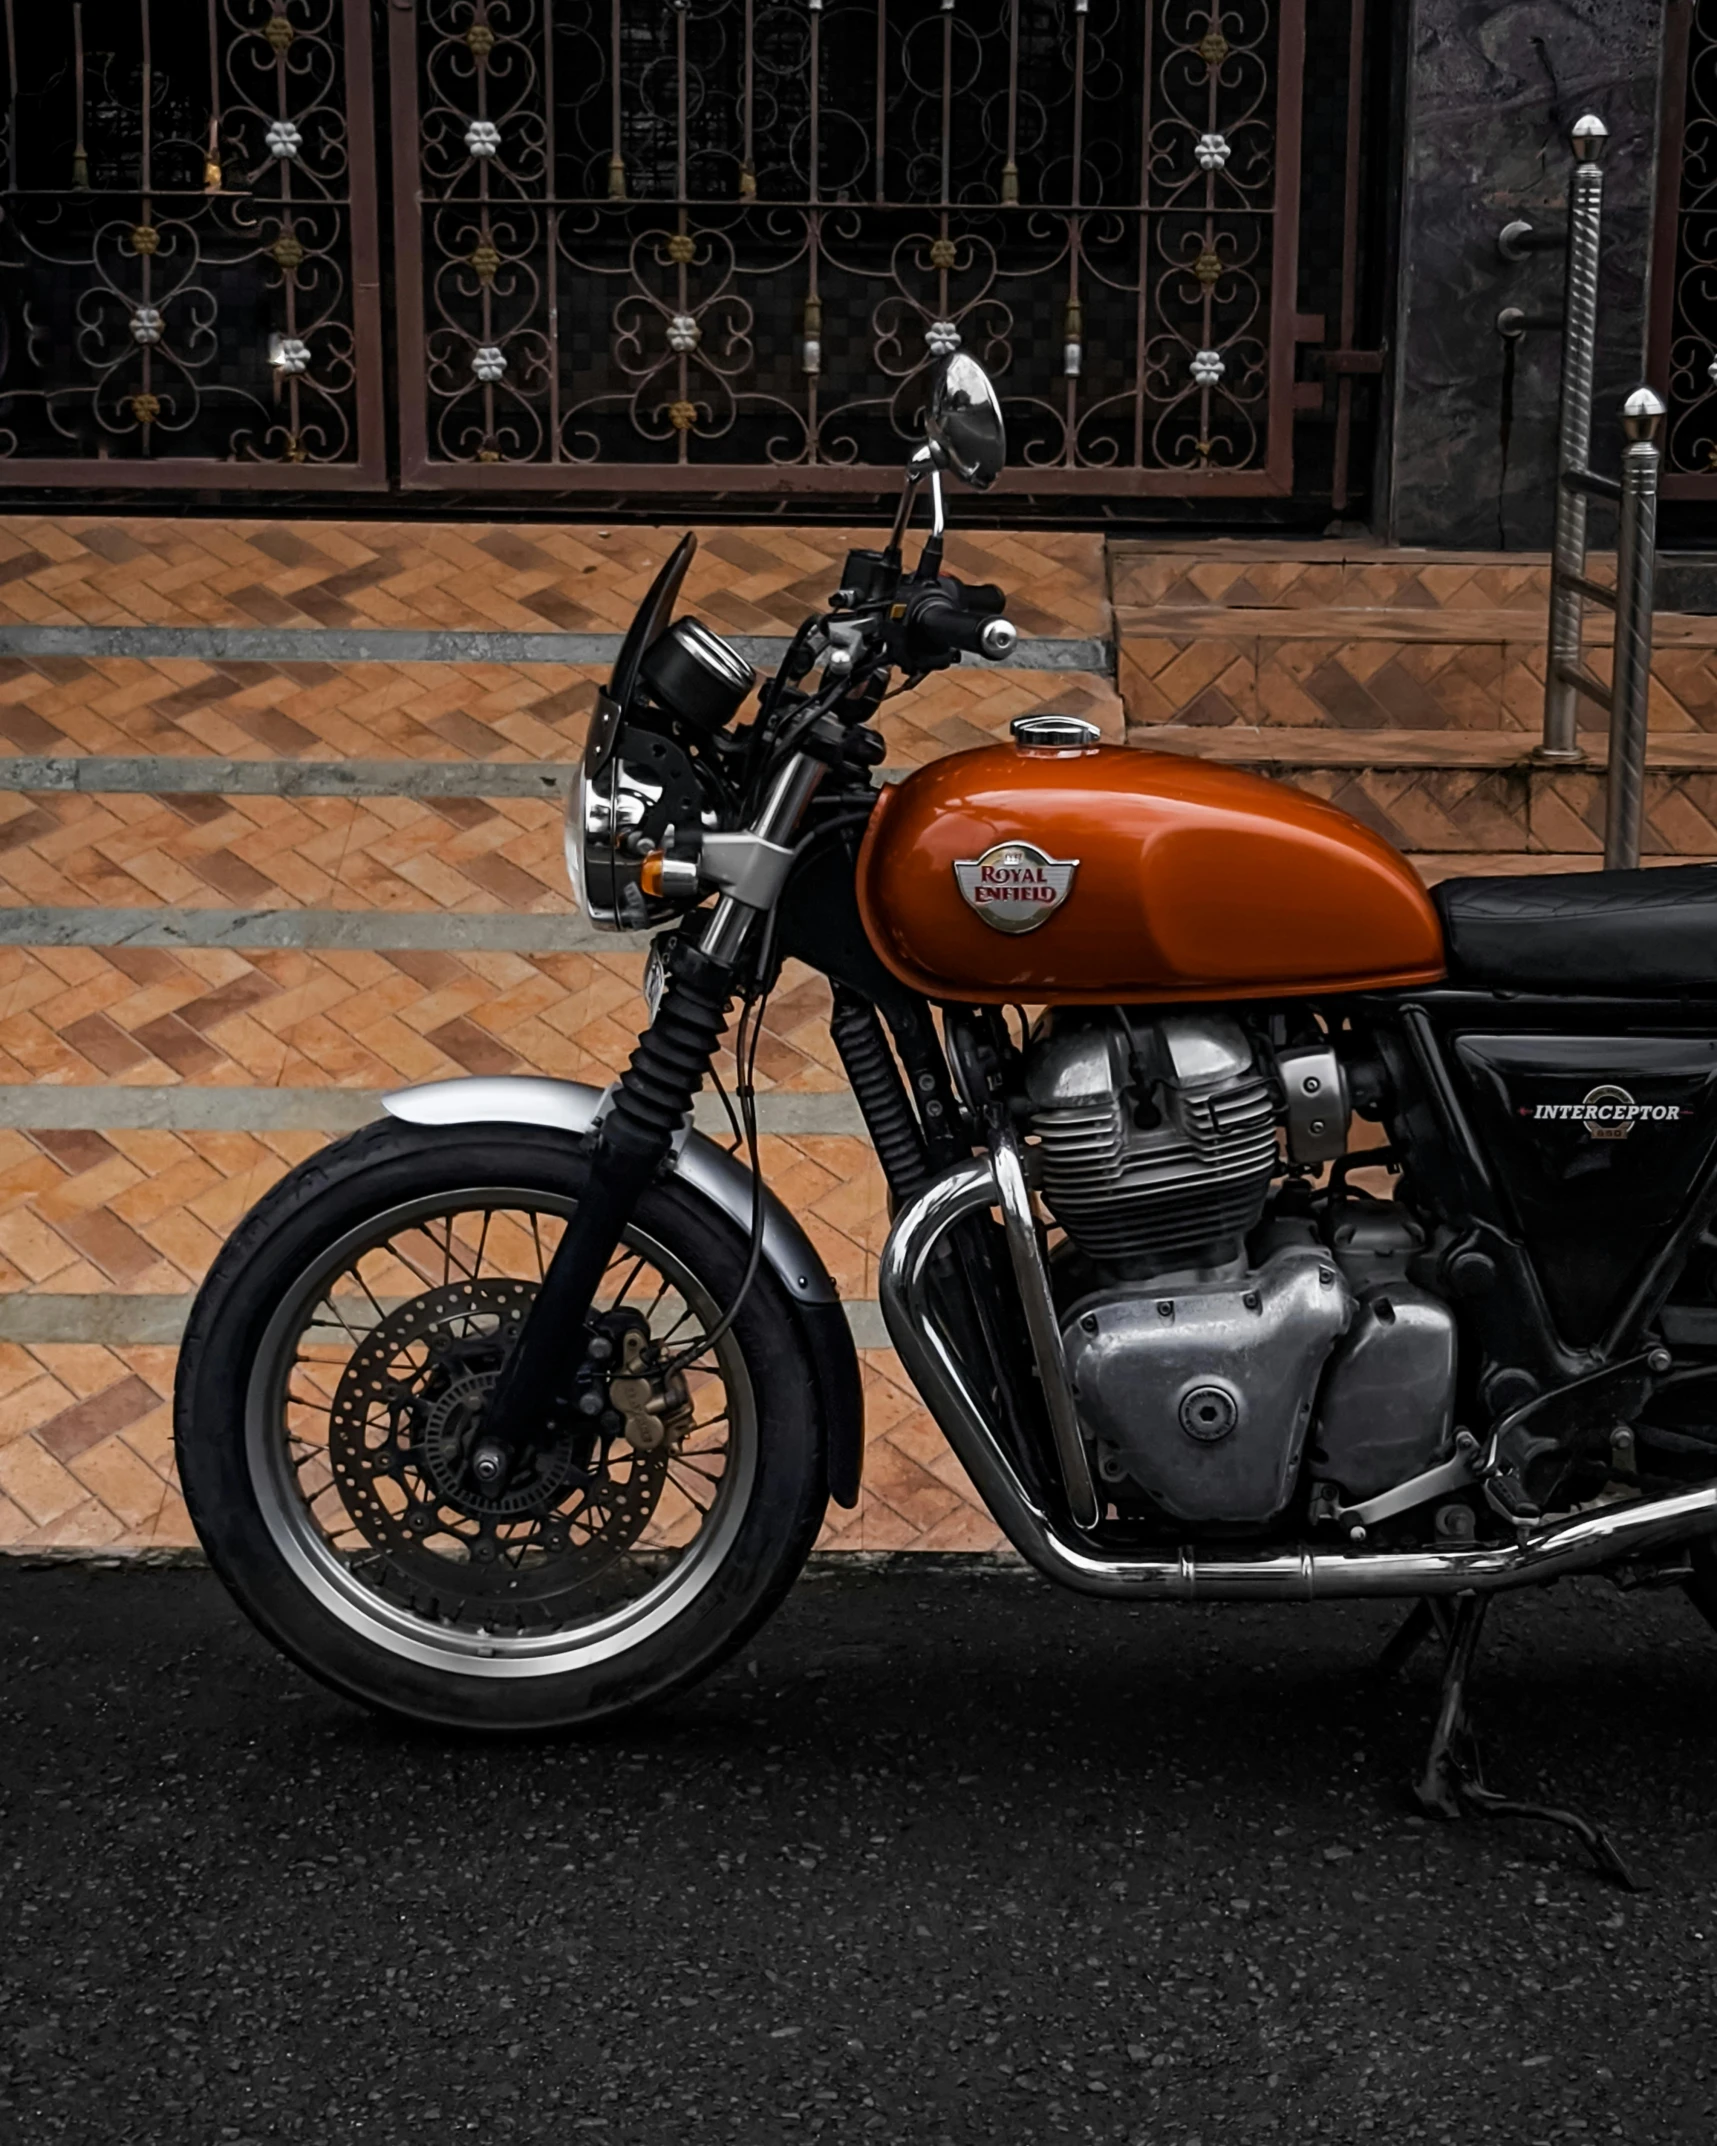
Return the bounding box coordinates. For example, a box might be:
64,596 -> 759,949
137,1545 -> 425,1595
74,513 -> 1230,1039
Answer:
1311,1283 -> 1456,1501
1065,1248 -> 1353,1525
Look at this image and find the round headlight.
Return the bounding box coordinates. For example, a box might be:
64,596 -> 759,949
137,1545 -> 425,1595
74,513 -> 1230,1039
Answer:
565,757 -> 653,928
564,742 -> 699,932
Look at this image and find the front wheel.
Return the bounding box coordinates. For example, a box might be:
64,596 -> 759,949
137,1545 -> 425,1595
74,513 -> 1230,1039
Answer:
174,1119 -> 829,1731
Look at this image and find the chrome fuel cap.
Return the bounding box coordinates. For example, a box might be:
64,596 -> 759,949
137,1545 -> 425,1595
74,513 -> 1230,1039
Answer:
1011,714 -> 1101,752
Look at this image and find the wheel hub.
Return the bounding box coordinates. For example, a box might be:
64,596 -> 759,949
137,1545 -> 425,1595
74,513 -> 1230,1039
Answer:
415,1345 -> 578,1520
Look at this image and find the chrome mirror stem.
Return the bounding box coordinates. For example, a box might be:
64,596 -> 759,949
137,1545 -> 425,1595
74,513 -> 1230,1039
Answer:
885,444 -> 935,560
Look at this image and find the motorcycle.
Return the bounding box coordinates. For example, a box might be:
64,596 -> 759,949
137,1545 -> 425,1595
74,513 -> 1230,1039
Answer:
176,357 -> 1717,1865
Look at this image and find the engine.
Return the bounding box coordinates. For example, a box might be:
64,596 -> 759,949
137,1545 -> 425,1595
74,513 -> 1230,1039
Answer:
1024,1014 -> 1278,1280
1022,1011 -> 1456,1528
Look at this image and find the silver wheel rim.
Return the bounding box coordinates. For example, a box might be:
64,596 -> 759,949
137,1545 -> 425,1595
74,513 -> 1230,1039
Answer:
245,1185 -> 758,1680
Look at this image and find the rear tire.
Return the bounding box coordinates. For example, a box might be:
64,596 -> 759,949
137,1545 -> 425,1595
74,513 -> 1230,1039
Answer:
174,1118 -> 828,1731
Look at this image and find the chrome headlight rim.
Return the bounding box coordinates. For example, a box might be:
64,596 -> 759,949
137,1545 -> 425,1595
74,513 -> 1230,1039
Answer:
565,759 -> 620,929
565,751 -> 690,934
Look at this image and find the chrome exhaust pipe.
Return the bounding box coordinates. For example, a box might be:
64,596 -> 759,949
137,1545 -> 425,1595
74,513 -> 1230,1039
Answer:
879,1158 -> 1717,1602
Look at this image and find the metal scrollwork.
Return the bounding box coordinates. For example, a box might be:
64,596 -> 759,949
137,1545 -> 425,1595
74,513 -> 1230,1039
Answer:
0,0 -> 380,478
403,0 -> 1307,491
1664,0 -> 1717,482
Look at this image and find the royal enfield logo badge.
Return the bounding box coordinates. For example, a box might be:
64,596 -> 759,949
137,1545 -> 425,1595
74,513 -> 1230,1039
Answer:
1525,1084 -> 1685,1140
953,841 -> 1078,935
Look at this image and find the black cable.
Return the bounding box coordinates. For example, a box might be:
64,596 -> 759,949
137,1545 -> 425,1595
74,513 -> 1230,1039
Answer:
744,619 -> 823,786
707,1056 -> 745,1153
661,959 -> 772,1374
658,806 -> 873,1373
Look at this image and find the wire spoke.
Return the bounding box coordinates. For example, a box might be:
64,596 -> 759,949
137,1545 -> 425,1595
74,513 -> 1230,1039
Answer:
670,1451 -> 727,1487
271,1191 -> 745,1631
605,1251 -> 650,1307
311,1290 -> 366,1345
665,1460 -> 719,1511
350,1266 -> 390,1326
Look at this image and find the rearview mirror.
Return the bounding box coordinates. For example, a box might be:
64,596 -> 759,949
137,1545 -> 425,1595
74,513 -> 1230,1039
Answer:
925,354 -> 1005,491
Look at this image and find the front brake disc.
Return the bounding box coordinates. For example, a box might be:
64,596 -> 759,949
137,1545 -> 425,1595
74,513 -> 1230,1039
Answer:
325,1278 -> 666,1623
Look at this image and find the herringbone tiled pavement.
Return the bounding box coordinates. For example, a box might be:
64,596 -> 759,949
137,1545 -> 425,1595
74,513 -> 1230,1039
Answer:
0,654 -> 1119,770
1,519 -> 1112,636
0,517 -> 1119,1556
3,520 -> 1713,1558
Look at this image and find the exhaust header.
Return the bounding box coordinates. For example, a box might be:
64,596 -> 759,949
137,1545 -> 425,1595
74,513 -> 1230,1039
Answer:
879,1157 -> 1717,1603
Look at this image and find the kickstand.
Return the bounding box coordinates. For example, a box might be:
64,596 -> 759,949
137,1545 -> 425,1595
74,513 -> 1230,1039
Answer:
1413,1593 -> 1639,1891
1375,1596 -> 1454,1680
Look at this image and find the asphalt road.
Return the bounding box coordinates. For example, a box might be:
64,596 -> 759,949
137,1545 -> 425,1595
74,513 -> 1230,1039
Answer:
5,1561 -> 1717,2144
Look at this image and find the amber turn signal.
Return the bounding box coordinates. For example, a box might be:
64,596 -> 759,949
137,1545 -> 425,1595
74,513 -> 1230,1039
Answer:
638,851 -> 701,901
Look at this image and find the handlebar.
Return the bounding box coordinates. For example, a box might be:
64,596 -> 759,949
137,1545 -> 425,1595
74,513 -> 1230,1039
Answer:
903,586 -> 1019,666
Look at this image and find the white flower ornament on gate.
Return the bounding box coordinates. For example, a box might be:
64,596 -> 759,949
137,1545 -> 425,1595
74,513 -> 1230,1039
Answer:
471,345 -> 507,382
265,120 -> 301,161
270,336 -> 311,375
130,305 -> 163,346
926,319 -> 961,358
1190,348 -> 1225,388
666,313 -> 701,354
465,120 -> 501,159
1194,132 -> 1230,171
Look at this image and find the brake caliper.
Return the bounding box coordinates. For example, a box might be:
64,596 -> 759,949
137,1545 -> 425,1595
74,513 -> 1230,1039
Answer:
585,1311 -> 694,1455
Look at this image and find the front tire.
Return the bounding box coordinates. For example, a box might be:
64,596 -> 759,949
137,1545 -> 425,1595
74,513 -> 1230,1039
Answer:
174,1119 -> 828,1731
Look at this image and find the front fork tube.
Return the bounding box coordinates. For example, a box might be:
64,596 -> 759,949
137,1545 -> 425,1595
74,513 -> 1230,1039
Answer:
470,960 -> 732,1490
473,755 -> 827,1488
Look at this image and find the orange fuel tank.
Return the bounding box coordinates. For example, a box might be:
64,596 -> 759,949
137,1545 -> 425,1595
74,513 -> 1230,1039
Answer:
855,739 -> 1446,1005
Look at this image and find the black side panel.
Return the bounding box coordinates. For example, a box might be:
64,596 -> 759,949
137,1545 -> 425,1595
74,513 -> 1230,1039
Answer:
1455,1033 -> 1717,1348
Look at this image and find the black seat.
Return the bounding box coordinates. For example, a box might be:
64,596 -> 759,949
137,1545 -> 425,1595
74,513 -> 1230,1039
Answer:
1433,863 -> 1717,994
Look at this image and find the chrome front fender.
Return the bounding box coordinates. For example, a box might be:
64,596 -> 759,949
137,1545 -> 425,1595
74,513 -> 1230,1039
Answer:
381,1075 -> 862,1507
384,1075 -> 833,1304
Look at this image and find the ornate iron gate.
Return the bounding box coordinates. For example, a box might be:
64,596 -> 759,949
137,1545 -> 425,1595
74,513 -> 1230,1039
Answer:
0,1 -> 1383,510
1653,0 -> 1717,498
390,0 -> 1358,500
0,0 -> 385,486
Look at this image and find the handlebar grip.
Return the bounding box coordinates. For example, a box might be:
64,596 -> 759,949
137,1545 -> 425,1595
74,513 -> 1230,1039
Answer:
907,594 -> 1020,664
907,594 -> 984,659
961,582 -> 1008,617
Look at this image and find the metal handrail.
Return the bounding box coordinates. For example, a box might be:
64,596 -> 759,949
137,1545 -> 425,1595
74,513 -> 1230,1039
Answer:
1605,393 -> 1666,868
1533,114 -> 1610,766
1508,114 -> 1666,869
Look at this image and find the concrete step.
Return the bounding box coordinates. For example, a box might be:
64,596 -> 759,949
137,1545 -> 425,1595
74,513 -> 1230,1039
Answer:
1136,725 -> 1717,859
1132,727 -> 1717,770
1413,853 -> 1717,883
1108,537 -> 1717,740
1108,538 -> 1558,615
